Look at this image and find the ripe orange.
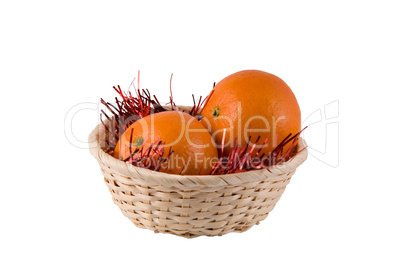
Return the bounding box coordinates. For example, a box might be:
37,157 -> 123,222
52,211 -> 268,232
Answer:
201,70 -> 301,156
114,111 -> 218,175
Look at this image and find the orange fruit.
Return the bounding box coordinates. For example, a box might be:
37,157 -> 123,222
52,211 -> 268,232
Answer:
114,111 -> 218,175
201,70 -> 301,156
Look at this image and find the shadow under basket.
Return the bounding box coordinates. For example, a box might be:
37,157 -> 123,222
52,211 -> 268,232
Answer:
88,121 -> 307,238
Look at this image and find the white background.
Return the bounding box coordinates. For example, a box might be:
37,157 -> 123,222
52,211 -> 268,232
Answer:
1,1 -> 401,268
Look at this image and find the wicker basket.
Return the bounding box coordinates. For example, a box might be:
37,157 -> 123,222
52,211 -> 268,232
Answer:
88,113 -> 307,238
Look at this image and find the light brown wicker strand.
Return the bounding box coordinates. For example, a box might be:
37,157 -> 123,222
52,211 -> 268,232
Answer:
89,115 -> 307,238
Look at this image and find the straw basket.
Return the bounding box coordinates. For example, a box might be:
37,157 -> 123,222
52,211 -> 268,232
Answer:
88,110 -> 307,238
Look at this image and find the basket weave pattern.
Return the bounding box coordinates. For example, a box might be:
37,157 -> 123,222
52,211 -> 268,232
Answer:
89,119 -> 307,238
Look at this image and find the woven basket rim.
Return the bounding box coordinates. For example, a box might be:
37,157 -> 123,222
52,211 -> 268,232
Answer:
88,115 -> 307,188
